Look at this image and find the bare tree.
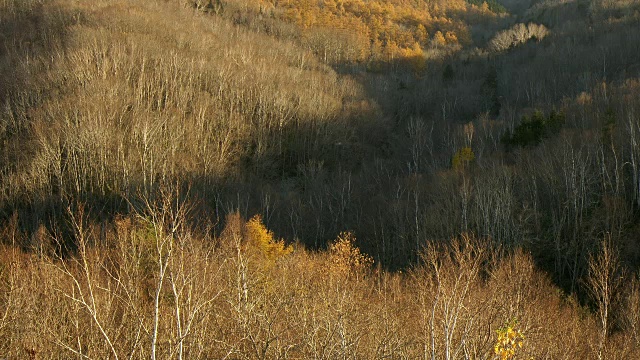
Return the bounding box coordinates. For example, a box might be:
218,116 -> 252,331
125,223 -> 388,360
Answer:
585,234 -> 623,360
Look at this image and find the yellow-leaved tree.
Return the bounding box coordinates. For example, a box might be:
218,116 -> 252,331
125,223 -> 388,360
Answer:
494,319 -> 527,360
246,215 -> 293,261
433,31 -> 447,48
328,231 -> 373,278
452,146 -> 475,170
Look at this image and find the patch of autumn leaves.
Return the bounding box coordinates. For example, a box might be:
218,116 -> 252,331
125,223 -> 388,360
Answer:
328,231 -> 373,278
494,320 -> 529,360
248,0 -> 482,65
246,214 -> 293,261
242,214 -> 374,279
243,215 -> 373,278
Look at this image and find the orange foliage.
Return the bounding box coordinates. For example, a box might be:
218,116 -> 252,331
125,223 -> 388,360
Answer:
246,0 -> 484,65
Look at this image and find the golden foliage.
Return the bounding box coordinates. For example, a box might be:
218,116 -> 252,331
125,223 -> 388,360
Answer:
400,42 -> 427,75
246,0 -> 480,64
433,30 -> 447,47
328,231 -> 373,276
494,320 -> 527,360
246,214 -> 293,261
445,31 -> 459,44
416,24 -> 429,43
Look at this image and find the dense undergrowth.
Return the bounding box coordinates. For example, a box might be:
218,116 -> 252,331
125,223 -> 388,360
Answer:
1,190 -> 639,358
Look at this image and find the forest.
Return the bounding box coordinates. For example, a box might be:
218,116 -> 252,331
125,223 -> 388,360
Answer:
1,0 -> 640,358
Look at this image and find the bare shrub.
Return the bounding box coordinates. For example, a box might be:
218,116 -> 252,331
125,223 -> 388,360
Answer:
489,22 -> 549,52
414,234 -> 488,360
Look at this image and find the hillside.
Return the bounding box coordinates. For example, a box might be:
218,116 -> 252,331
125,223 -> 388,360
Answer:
1,0 -> 640,357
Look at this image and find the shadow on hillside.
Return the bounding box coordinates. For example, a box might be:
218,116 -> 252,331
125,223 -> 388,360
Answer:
0,1 -> 79,247
0,2 -> 75,99
317,5 -> 640,277
2,0 -> 638,276
493,9 -> 640,110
